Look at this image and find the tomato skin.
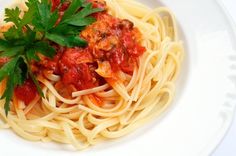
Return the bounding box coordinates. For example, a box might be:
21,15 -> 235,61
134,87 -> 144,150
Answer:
14,79 -> 37,104
87,0 -> 107,9
59,1 -> 70,12
62,67 -> 80,85
61,64 -> 95,90
60,48 -> 93,69
81,13 -> 145,75
0,57 -> 9,66
120,58 -> 136,75
108,48 -> 123,72
40,49 -> 63,74
88,94 -> 103,106
51,0 -> 61,11
122,32 -> 134,49
59,48 -> 96,90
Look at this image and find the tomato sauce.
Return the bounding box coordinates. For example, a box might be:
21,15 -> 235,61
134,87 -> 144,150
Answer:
15,0 -> 145,103
14,79 -> 37,104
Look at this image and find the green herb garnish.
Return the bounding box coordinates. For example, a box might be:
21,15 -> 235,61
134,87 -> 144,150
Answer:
0,0 -> 102,115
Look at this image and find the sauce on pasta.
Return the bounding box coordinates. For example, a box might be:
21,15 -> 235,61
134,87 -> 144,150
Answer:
0,0 -> 184,150
16,2 -> 145,103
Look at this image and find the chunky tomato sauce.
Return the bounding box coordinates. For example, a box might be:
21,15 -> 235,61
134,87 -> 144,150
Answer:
14,79 -> 37,104
15,0 -> 145,103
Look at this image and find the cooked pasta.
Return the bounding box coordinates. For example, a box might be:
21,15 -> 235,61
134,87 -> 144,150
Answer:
0,0 -> 184,150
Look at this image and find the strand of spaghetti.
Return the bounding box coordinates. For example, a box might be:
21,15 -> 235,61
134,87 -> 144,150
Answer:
143,39 -> 172,84
122,98 -> 158,126
48,130 -> 71,144
77,112 -> 93,137
48,128 -> 87,143
60,110 -> 83,120
7,115 -> 42,141
10,117 -> 62,129
0,109 -> 9,128
31,112 -> 57,121
130,87 -> 174,125
72,84 -> 110,97
117,0 -> 150,18
0,123 -> 9,129
165,44 -> 184,81
42,97 -> 78,113
119,81 -> 151,125
133,50 -> 159,100
48,91 -> 57,107
156,7 -> 179,41
43,70 -> 61,82
100,88 -> 172,138
38,77 -> 80,104
136,74 -> 170,110
23,95 -> 40,114
95,89 -> 117,97
78,99 -> 133,117
165,54 -> 178,82
56,116 -> 101,144
12,95 -> 26,120
61,122 -> 89,149
83,95 -> 124,113
16,109 -> 26,120
125,66 -> 139,91
28,101 -> 48,117
141,74 -> 169,105
12,121 -> 44,133
109,81 -> 131,101
87,113 -> 111,125
87,118 -> 119,144
142,9 -> 167,40
41,87 -> 80,114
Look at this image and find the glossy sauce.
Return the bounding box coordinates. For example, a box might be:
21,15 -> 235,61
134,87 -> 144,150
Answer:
14,79 -> 37,104
15,0 -> 145,104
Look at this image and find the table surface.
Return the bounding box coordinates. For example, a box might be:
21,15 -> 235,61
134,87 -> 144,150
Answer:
213,0 -> 236,155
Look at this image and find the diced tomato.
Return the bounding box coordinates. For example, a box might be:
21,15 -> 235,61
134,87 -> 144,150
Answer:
87,0 -> 106,9
132,44 -> 146,57
76,64 -> 95,90
122,32 -> 145,57
109,48 -> 124,72
105,77 -> 118,86
0,57 -> 9,66
62,64 -> 95,90
60,48 -> 93,69
40,50 -> 63,74
62,67 -> 80,85
55,80 -> 76,98
77,64 -> 93,82
122,32 -> 134,49
88,94 -> 103,106
120,58 -> 136,75
59,1 -> 70,12
14,79 -> 37,104
52,0 -> 70,24
51,0 -> 61,11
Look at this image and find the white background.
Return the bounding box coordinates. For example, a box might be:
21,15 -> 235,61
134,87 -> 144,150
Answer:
213,0 -> 236,155
0,0 -> 235,155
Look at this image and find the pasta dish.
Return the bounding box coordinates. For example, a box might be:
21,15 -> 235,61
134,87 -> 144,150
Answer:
0,0 -> 184,149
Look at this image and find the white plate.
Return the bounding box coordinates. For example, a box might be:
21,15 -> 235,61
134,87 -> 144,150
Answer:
1,0 -> 236,156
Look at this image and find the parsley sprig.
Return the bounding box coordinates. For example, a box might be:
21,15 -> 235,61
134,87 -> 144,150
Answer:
0,0 -> 102,115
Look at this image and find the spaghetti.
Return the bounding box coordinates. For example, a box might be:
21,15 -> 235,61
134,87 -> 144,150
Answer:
0,0 -> 184,150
